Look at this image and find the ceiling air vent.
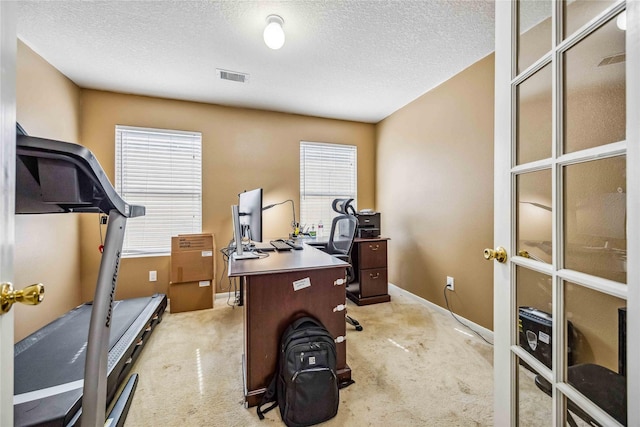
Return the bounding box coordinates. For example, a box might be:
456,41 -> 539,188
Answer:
216,69 -> 249,83
598,53 -> 626,67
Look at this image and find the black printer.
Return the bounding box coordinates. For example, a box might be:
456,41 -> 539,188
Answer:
518,306 -> 575,369
355,211 -> 381,238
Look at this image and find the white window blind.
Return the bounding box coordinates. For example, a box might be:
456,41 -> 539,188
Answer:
300,141 -> 357,230
115,125 -> 202,257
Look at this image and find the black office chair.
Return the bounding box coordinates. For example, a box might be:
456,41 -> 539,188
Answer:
534,364 -> 626,426
319,198 -> 362,331
533,308 -> 627,426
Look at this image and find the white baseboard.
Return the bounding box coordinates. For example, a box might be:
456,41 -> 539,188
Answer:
214,292 -> 235,301
388,283 -> 494,340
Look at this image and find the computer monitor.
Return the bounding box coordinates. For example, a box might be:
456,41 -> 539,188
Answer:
238,188 -> 263,243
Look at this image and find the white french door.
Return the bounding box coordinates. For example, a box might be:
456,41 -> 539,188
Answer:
494,0 -> 638,425
0,2 -> 16,425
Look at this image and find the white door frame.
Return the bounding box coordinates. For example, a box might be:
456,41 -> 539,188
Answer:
626,1 -> 639,424
494,0 -> 639,425
493,1 -> 515,425
0,2 -> 16,425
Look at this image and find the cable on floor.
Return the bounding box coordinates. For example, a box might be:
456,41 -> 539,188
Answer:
219,244 -> 239,307
219,242 -> 269,307
443,284 -> 493,346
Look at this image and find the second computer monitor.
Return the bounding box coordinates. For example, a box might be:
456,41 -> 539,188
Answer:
238,188 -> 263,243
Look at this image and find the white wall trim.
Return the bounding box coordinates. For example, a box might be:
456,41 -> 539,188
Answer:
215,292 -> 234,301
388,283 -> 494,340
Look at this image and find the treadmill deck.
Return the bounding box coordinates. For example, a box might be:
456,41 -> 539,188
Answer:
14,294 -> 167,427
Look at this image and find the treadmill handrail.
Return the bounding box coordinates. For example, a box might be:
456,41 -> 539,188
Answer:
16,134 -> 144,218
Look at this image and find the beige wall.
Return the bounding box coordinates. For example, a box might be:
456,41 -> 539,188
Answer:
16,36 -> 493,341
15,41 -> 83,341
376,54 -> 495,330
14,20 -> 624,371
79,91 -> 376,300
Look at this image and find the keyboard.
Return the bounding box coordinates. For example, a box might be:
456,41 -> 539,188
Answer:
252,242 -> 276,251
285,239 -> 302,250
270,240 -> 292,251
270,239 -> 304,251
284,239 -> 303,250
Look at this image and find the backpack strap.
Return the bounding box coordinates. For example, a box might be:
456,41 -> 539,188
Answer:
256,374 -> 278,420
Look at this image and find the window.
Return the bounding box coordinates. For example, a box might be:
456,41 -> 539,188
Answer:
300,141 -> 357,230
115,125 -> 202,257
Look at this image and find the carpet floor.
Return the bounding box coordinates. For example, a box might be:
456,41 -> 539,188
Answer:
122,286 -> 549,426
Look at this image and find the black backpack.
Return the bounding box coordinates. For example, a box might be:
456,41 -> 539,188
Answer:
257,316 -> 340,427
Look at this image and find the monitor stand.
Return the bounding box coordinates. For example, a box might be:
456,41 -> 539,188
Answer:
233,251 -> 259,260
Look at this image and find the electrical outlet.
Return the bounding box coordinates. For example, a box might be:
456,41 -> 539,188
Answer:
149,270 -> 157,282
446,276 -> 454,291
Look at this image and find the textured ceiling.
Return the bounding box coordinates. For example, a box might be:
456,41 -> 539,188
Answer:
16,1 -> 496,123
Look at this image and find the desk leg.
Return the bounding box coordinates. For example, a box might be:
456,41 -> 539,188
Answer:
238,277 -> 244,306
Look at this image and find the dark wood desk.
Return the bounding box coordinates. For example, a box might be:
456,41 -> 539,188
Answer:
229,244 -> 352,407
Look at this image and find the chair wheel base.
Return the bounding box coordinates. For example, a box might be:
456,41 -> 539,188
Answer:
346,314 -> 363,331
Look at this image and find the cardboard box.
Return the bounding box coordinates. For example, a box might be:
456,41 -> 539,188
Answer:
170,234 -> 214,284
169,280 -> 213,313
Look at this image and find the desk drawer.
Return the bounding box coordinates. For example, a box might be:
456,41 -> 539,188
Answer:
358,240 -> 387,269
360,268 -> 388,298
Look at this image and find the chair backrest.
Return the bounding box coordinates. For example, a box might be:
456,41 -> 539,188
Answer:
331,198 -> 356,216
326,206 -> 358,256
326,214 -> 357,255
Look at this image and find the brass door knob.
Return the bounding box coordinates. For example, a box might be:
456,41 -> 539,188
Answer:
483,247 -> 508,263
1,282 -> 45,314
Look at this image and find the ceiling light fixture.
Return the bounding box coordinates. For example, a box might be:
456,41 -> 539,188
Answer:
264,15 -> 285,50
616,11 -> 626,31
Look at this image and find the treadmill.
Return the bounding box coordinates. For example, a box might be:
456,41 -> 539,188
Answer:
14,124 -> 167,426
14,294 -> 167,426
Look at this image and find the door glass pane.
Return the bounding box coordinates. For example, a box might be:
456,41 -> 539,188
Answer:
518,0 -> 552,74
563,156 -> 626,283
517,64 -> 553,165
517,170 -> 552,263
516,267 -> 552,365
518,356 -> 552,425
566,397 -> 600,427
563,13 -> 626,154
564,282 -> 627,425
563,0 -> 617,40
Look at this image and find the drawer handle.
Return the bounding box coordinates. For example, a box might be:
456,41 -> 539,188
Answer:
369,273 -> 380,279
369,244 -> 380,251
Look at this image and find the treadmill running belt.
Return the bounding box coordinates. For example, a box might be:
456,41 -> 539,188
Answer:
15,298 -> 147,393
14,294 -> 167,427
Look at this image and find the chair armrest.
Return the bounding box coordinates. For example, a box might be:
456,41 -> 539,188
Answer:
307,242 -> 328,248
333,254 -> 349,263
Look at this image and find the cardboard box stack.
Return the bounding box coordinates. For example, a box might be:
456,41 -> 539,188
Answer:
169,233 -> 215,313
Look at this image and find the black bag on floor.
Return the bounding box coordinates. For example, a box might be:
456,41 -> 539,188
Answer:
257,316 -> 339,427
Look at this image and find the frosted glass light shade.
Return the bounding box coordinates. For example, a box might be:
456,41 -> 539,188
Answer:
264,15 -> 285,50
616,11 -> 626,31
